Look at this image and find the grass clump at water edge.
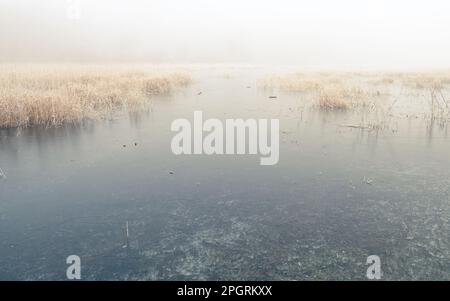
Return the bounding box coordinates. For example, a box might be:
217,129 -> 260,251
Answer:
0,65 -> 192,128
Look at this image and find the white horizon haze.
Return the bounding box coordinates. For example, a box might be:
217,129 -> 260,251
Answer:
1,0 -> 450,70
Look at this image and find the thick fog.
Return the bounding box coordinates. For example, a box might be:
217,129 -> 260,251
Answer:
1,0 -> 450,69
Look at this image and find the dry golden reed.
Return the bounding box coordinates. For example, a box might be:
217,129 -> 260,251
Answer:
395,72 -> 450,89
258,72 -> 378,110
258,71 -> 450,111
258,73 -> 343,93
0,65 -> 191,128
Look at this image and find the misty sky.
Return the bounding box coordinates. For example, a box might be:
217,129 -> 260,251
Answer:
1,0 -> 450,69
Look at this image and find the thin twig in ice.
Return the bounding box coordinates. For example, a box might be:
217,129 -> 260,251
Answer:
0,167 -> 6,179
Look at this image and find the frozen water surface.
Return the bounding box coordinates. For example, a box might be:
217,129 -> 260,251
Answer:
0,66 -> 449,280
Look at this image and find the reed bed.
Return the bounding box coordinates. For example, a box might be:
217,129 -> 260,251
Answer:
258,73 -> 343,93
0,65 -> 191,128
395,72 -> 450,89
258,73 -> 379,110
259,71 -> 450,111
364,72 -> 450,89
